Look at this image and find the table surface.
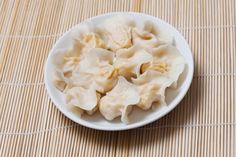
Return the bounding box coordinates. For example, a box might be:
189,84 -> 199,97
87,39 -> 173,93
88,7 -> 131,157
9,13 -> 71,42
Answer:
0,0 -> 235,156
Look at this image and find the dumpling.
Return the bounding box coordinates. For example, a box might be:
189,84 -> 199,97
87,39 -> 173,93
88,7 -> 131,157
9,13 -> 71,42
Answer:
113,45 -> 153,79
75,48 -> 118,93
92,69 -> 118,93
99,76 -> 140,123
96,16 -> 135,51
69,22 -> 95,39
80,33 -> 106,56
77,48 -> 114,75
137,83 -> 162,110
52,70 -> 69,91
65,86 -> 100,112
52,40 -> 83,74
65,72 -> 94,90
52,40 -> 84,91
86,105 -> 99,115
131,20 -> 166,49
132,70 -> 173,109
142,21 -> 159,35
86,93 -> 101,115
132,27 -> 164,49
140,44 -> 185,88
155,25 -> 174,45
142,20 -> 174,45
66,103 -> 84,116
132,21 -> 174,50
132,70 -> 172,86
69,23 -> 107,56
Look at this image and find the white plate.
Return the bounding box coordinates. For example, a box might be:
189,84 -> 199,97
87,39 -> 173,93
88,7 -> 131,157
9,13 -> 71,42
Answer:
44,12 -> 194,131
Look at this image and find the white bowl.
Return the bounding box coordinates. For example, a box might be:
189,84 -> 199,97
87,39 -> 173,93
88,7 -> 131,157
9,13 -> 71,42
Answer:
44,12 -> 194,131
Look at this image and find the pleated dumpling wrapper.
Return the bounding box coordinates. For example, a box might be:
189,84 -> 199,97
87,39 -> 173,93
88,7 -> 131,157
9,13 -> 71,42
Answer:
113,45 -> 153,79
80,32 -> 107,57
140,44 -> 185,88
132,21 -> 173,50
52,40 -> 84,91
96,15 -> 135,51
99,76 -> 140,123
132,70 -> 173,110
65,86 -> 101,115
75,48 -> 118,93
69,22 -> 106,55
132,28 -> 161,49
149,20 -> 174,45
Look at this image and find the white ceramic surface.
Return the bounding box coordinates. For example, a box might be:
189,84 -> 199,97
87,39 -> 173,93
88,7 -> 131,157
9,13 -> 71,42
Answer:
44,12 -> 194,131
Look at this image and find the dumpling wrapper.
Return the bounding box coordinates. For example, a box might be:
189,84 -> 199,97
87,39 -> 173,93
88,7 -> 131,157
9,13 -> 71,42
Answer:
65,86 -> 100,112
96,15 -> 135,51
142,21 -> 159,35
132,70 -> 173,110
75,48 -> 118,93
52,40 -> 84,91
66,103 -> 84,116
52,40 -> 83,72
64,72 -> 94,91
140,44 -> 185,88
132,21 -> 174,50
136,83 -> 162,110
52,70 -> 70,91
69,22 -> 95,39
69,23 -> 107,57
99,76 -> 140,123
77,48 -> 114,73
113,45 -> 153,79
80,33 -> 106,57
140,20 -> 174,45
132,27 -> 164,49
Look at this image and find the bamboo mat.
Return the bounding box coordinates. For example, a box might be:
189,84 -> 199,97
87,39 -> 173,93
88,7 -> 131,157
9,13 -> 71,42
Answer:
0,0 -> 235,156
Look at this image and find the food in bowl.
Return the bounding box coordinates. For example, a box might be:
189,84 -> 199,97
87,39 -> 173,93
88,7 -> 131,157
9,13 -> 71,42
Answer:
51,15 -> 185,124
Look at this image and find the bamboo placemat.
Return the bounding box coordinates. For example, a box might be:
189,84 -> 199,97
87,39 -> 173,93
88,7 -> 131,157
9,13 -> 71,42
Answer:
0,0 -> 235,156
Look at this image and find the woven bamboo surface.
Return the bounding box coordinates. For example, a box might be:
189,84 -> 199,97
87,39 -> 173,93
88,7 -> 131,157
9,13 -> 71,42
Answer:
0,0 -> 235,156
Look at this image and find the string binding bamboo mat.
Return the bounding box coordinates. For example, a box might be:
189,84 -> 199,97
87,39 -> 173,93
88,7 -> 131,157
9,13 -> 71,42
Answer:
0,0 -> 235,156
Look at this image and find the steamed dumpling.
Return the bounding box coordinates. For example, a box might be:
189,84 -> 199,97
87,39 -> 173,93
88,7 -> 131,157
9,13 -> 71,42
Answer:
81,33 -> 106,55
69,23 -> 107,56
52,70 -> 69,91
142,21 -> 159,35
131,21 -> 164,49
132,27 -> 164,49
113,45 -> 153,79
132,70 -> 173,86
132,21 -> 174,50
99,76 -> 140,123
66,86 -> 100,112
96,16 -> 135,51
136,83 -> 162,110
75,48 -> 118,93
77,48 -> 114,74
140,44 -> 185,88
52,40 -> 84,91
132,70 -> 173,109
52,40 -> 83,74
66,103 -> 84,116
65,72 -> 93,90
139,20 -> 173,45
70,22 -> 95,39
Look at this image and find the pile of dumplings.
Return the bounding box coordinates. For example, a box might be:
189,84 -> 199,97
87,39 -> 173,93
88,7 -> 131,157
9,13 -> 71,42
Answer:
51,15 -> 185,124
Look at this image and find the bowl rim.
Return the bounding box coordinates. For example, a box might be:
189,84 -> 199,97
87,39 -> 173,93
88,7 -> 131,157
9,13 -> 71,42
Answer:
44,12 -> 194,131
